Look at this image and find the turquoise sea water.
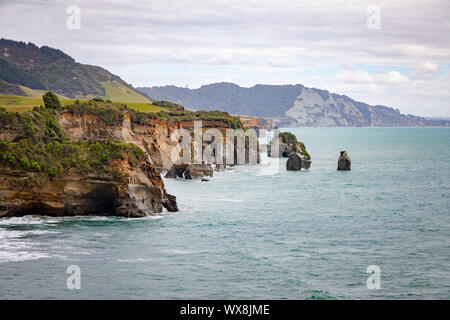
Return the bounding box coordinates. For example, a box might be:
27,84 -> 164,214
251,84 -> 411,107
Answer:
0,127 -> 449,299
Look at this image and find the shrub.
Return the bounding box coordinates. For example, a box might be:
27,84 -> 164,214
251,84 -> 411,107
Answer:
47,168 -> 56,178
43,91 -> 62,109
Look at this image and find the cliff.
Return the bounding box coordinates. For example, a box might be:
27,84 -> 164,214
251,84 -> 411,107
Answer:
0,102 -> 177,217
0,96 -> 257,217
140,82 -> 450,127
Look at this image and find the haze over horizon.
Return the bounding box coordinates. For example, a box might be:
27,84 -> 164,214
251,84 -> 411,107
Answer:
1,0 -> 449,117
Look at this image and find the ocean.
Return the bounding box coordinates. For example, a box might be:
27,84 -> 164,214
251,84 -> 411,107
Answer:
1,127 -> 449,299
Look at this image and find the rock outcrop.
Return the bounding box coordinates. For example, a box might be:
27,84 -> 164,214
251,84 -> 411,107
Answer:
0,159 -> 178,218
268,132 -> 311,167
165,163 -> 214,180
0,97 -> 263,218
286,153 -> 312,171
0,103 -> 178,218
184,164 -> 214,179
337,151 -> 351,171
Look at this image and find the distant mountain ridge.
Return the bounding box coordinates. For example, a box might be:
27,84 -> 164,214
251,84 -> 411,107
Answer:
0,39 -> 150,102
139,82 -> 449,127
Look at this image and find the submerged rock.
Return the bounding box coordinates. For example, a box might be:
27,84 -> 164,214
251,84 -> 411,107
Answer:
337,151 -> 351,171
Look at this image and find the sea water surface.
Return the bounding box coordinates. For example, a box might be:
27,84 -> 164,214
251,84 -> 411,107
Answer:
0,127 -> 449,299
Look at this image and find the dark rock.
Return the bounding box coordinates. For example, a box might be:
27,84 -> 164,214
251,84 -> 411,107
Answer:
337,151 -> 351,170
268,141 -> 289,157
214,164 -> 226,171
165,164 -> 187,178
201,178 -> 209,182
301,158 -> 312,169
286,152 -> 311,171
163,193 -> 178,212
184,164 -> 214,179
286,153 -> 302,171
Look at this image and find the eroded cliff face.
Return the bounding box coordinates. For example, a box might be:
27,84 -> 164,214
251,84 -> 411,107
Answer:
284,87 -> 433,127
58,111 -> 259,171
0,156 -> 177,218
0,103 -> 262,218
0,107 -> 178,218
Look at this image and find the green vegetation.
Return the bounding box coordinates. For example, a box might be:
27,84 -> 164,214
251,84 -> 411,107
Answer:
279,132 -> 298,145
0,38 -> 149,101
0,137 -> 145,178
278,131 -> 310,159
0,94 -> 74,113
43,91 -> 62,109
152,100 -> 184,110
125,102 -> 167,113
154,109 -> 243,129
0,57 -> 44,90
0,102 -> 146,179
0,91 -> 245,131
61,99 -> 127,126
0,79 -> 27,96
296,141 -> 310,160
101,81 -> 150,103
0,94 -> 163,114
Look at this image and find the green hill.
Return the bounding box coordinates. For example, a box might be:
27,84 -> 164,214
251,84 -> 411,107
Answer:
0,94 -> 164,114
0,38 -> 150,103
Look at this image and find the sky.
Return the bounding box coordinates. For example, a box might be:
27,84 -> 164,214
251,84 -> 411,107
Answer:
1,0 -> 449,117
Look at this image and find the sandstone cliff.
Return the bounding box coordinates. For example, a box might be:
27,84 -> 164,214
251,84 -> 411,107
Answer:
0,97 -> 260,217
0,102 -> 178,217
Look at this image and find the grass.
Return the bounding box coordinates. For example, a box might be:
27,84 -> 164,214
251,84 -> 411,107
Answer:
125,102 -> 167,113
0,95 -> 74,113
18,86 -> 69,99
0,93 -> 243,128
0,94 -> 167,114
101,81 -> 150,103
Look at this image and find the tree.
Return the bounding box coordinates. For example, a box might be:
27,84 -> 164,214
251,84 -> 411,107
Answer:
43,91 -> 62,109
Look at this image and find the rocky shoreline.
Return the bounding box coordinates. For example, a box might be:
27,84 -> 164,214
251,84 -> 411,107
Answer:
0,94 -> 264,218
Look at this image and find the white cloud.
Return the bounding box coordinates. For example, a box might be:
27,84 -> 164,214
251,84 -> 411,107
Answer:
336,70 -> 373,83
336,70 -> 409,84
374,71 -> 410,84
410,62 -> 439,79
0,0 -> 449,116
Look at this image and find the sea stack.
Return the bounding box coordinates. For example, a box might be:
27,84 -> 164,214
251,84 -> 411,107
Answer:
286,153 -> 312,171
337,151 -> 351,171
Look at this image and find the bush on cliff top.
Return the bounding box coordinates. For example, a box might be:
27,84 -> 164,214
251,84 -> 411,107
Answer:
0,98 -> 146,178
0,138 -> 146,178
0,106 -> 67,143
43,91 -> 62,109
0,93 -> 244,177
277,131 -> 310,160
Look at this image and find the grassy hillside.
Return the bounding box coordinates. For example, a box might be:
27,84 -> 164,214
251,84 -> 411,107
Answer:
0,39 -> 149,102
0,94 -> 164,114
101,81 -> 150,103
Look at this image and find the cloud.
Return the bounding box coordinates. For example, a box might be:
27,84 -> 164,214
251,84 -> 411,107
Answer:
410,62 -> 439,79
332,64 -> 450,116
0,0 -> 449,116
336,70 -> 409,84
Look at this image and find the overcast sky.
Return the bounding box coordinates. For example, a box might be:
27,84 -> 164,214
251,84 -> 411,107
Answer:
1,0 -> 449,116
